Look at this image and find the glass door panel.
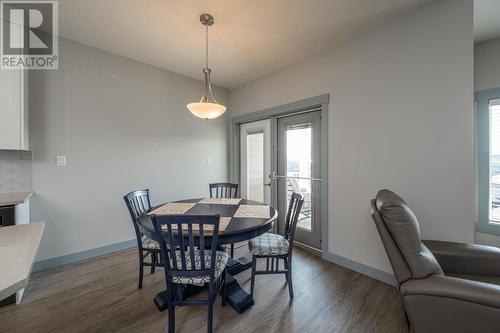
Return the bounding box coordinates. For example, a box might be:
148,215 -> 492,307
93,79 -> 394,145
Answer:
240,119 -> 271,204
286,123 -> 313,231
247,132 -> 265,202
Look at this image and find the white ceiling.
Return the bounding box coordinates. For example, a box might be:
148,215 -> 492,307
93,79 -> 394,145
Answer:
59,0 -> 434,89
474,0 -> 500,43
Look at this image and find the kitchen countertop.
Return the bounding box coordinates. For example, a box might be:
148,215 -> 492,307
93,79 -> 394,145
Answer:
0,222 -> 45,302
0,192 -> 33,207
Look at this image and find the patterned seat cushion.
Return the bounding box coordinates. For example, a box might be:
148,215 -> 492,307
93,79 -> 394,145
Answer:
170,250 -> 229,285
249,233 -> 289,256
141,236 -> 160,250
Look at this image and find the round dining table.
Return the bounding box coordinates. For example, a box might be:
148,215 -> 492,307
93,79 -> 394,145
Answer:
138,197 -> 278,314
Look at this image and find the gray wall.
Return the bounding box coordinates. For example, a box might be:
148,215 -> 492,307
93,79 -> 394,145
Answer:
474,37 -> 500,92
30,39 -> 229,261
229,0 -> 474,274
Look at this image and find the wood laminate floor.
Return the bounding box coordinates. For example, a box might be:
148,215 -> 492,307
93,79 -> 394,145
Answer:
0,246 -> 407,333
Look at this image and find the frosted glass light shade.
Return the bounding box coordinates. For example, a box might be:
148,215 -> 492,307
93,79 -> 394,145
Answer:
187,102 -> 227,119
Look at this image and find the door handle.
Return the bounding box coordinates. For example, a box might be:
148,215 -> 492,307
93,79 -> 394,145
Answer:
264,183 -> 271,187
271,172 -> 322,182
289,176 -> 323,182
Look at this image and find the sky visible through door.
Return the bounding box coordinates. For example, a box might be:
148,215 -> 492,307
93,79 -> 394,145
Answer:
286,124 -> 312,230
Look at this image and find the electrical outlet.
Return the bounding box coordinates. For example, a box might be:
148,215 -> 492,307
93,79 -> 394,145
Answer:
206,158 -> 212,166
56,155 -> 66,167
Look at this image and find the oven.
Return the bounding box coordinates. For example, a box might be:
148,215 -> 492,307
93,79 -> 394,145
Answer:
0,205 -> 15,227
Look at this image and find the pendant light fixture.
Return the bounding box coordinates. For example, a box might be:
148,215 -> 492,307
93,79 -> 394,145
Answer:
186,13 -> 227,120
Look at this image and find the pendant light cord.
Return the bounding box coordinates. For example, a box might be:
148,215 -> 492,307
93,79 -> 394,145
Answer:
204,20 -> 218,104
205,23 -> 209,70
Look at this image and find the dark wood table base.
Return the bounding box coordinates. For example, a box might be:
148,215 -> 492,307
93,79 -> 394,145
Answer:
226,256 -> 252,275
222,256 -> 254,313
154,256 -> 255,314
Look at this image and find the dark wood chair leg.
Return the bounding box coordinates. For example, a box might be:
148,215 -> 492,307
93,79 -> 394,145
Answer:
207,301 -> 214,333
250,255 -> 257,297
150,251 -> 156,274
168,304 -> 175,333
221,271 -> 227,306
138,250 -> 144,289
287,257 -> 294,299
284,257 -> 289,283
230,243 -> 234,257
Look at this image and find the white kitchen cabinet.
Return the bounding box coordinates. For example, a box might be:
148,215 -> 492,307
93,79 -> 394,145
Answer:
0,69 -> 29,150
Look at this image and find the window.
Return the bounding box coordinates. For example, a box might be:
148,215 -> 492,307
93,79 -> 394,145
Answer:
489,99 -> 500,222
477,89 -> 500,235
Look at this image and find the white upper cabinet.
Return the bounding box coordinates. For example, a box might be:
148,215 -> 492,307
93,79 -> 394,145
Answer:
0,69 -> 29,150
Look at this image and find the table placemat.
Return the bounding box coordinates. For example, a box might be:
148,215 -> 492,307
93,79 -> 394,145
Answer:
198,197 -> 242,205
148,202 -> 196,215
233,205 -> 270,219
160,217 -> 231,233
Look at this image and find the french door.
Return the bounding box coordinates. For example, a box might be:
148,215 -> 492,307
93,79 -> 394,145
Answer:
276,111 -> 322,249
239,111 -> 322,250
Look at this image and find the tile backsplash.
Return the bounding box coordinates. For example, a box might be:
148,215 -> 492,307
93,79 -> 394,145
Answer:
0,150 -> 33,193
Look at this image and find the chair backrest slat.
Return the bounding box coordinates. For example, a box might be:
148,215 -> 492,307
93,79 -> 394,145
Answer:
177,225 -> 187,270
199,224 -> 206,268
166,224 -> 178,270
187,223 -> 196,270
284,192 -> 305,251
209,182 -> 239,198
209,220 -> 220,281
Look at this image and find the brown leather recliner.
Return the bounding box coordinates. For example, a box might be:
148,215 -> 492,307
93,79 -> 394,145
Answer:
371,189 -> 500,333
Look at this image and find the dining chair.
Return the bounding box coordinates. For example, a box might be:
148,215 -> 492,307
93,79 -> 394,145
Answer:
248,192 -> 304,299
209,182 -> 238,199
151,214 -> 228,333
123,189 -> 162,289
209,182 -> 239,257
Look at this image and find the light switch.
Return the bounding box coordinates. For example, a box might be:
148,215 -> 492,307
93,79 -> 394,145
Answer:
206,158 -> 212,166
56,155 -> 66,167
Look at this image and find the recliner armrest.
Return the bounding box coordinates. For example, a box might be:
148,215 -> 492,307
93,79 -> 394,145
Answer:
400,274 -> 500,309
423,240 -> 500,276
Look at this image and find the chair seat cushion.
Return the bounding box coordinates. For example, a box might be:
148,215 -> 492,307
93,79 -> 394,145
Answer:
170,250 -> 229,285
141,236 -> 160,250
249,233 -> 289,256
